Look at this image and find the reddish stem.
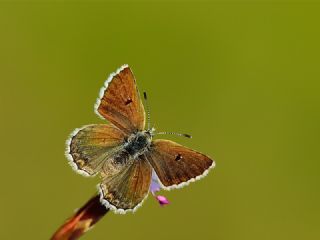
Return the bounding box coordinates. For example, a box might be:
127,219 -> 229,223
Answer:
51,195 -> 109,240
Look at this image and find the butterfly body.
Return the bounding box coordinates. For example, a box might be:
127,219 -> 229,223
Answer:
110,130 -> 152,165
123,130 -> 152,158
66,65 -> 215,214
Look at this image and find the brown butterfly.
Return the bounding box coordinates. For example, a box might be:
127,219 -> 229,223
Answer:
66,65 -> 215,214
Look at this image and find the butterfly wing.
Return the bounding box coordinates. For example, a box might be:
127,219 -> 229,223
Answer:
146,139 -> 215,190
66,124 -> 126,176
99,154 -> 152,213
95,65 -> 146,134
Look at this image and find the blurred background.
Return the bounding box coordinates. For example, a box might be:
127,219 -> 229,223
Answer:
0,1 -> 319,239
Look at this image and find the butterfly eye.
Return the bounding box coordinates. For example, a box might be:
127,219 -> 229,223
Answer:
125,98 -> 133,105
175,154 -> 183,161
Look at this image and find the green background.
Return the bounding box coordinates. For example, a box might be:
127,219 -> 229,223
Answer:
1,1 -> 319,239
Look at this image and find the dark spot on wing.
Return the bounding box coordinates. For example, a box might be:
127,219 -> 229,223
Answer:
175,154 -> 182,161
125,98 -> 133,105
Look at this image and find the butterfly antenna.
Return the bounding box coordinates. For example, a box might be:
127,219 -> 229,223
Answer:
155,132 -> 192,139
143,92 -> 151,130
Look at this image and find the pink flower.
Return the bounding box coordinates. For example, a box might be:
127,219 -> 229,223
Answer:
156,195 -> 170,206
150,171 -> 170,206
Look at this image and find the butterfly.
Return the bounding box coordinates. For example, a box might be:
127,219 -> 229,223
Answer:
66,65 -> 215,214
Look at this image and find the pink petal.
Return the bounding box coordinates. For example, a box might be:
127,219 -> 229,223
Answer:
150,179 -> 161,195
150,170 -> 170,207
150,170 -> 161,195
156,195 -> 170,206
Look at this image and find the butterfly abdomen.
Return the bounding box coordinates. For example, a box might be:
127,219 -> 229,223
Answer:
113,151 -> 131,165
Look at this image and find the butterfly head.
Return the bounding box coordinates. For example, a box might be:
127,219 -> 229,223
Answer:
146,127 -> 156,136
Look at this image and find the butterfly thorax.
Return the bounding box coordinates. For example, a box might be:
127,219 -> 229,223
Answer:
124,131 -> 152,159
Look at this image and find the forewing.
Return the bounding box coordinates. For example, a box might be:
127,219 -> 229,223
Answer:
95,65 -> 145,134
66,124 -> 126,176
146,139 -> 215,190
99,154 -> 152,213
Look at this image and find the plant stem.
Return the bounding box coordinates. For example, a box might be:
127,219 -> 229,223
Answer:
51,194 -> 109,240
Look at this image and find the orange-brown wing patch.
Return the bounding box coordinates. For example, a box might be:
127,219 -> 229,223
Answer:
95,65 -> 145,134
66,124 -> 125,176
146,139 -> 215,190
99,154 -> 152,213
